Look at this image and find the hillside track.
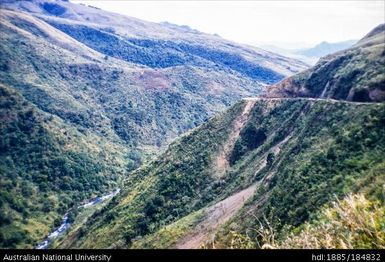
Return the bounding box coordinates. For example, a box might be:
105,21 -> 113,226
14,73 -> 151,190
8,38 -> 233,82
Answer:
174,183 -> 258,249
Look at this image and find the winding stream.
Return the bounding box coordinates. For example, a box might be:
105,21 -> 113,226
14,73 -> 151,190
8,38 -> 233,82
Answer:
36,188 -> 120,249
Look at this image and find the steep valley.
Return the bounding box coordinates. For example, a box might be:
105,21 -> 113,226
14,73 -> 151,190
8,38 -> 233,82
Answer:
58,97 -> 385,249
54,23 -> 385,249
0,0 -> 384,250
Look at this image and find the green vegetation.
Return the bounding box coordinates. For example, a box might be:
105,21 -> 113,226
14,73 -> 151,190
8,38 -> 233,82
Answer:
211,194 -> 384,249
131,210 -> 204,249
230,123 -> 267,165
60,98 -> 385,249
278,194 -> 385,249
1,1 -> 384,250
0,8 -> 266,149
214,101 -> 385,247
0,4 -> 288,248
261,104 -> 385,227
0,84 -> 127,248
57,101 -> 247,248
56,21 -> 385,249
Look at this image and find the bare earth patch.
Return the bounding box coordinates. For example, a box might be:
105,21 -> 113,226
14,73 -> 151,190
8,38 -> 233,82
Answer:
214,100 -> 256,175
135,70 -> 170,90
174,183 -> 258,249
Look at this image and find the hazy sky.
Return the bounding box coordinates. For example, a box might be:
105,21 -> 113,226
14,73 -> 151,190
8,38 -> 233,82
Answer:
73,0 -> 384,47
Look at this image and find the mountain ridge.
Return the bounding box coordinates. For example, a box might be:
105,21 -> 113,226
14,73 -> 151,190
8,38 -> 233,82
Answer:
295,40 -> 357,58
264,23 -> 385,102
1,0 -> 307,77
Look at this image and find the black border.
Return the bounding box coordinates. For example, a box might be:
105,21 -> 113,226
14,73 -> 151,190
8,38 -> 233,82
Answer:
0,249 -> 384,262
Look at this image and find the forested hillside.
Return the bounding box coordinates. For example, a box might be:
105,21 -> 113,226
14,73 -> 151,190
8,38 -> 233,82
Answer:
58,97 -> 385,249
0,83 -> 127,247
56,24 -> 385,249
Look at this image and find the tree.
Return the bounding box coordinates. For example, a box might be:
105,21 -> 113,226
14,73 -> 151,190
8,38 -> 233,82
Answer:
266,152 -> 275,167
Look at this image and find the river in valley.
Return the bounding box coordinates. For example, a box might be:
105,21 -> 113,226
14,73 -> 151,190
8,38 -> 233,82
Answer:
36,188 -> 120,249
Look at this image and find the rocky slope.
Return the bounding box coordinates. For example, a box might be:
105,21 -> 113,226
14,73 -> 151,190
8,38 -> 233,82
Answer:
265,23 -> 385,102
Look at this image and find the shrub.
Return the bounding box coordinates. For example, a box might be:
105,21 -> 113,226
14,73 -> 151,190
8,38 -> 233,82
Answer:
277,194 -> 384,249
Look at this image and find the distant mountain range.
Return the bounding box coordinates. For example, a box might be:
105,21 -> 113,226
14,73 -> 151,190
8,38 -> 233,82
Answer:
295,40 -> 357,58
259,40 -> 358,65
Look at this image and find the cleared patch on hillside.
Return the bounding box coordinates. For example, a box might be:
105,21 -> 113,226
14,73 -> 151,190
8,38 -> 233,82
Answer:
214,100 -> 256,175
